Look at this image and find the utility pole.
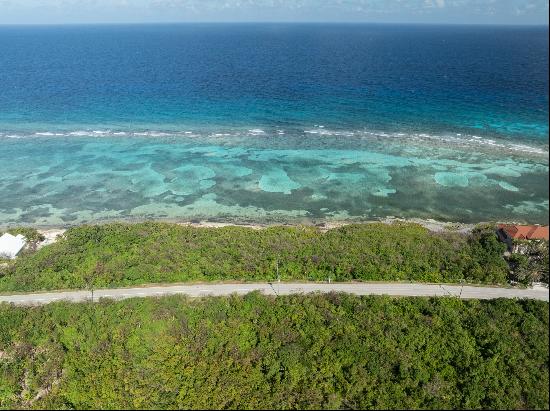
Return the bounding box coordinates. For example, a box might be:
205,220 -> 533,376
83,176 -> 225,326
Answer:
276,260 -> 280,295
85,272 -> 95,304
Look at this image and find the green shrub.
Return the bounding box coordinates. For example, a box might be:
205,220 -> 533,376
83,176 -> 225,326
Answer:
0,295 -> 547,409
508,241 -> 549,285
0,222 -> 511,292
4,227 -> 45,244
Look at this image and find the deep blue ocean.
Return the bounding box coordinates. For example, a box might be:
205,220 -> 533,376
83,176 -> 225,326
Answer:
0,24 -> 548,226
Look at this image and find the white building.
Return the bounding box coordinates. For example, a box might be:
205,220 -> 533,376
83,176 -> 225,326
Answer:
0,233 -> 27,259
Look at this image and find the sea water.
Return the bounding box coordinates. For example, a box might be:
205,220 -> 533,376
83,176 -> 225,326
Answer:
0,24 -> 548,226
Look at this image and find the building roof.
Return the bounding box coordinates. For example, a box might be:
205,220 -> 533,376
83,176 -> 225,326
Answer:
0,233 -> 27,259
498,224 -> 549,241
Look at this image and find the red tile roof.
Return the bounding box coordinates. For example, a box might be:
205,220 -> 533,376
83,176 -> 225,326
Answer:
498,224 -> 549,241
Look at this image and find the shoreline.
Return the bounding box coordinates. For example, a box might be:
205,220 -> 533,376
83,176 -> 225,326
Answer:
28,217 -> 481,241
6,217 -> 547,247
2,212 -> 547,233
175,217 -> 479,234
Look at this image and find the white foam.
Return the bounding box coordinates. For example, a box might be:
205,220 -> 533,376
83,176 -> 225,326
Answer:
508,143 -> 548,155
6,127 -> 548,157
369,130 -> 548,156
304,128 -> 355,137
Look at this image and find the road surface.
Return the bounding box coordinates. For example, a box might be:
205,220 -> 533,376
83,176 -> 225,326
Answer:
0,282 -> 548,305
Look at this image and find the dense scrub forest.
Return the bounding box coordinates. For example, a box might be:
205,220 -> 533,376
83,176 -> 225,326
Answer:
0,294 -> 548,409
0,222 -> 512,292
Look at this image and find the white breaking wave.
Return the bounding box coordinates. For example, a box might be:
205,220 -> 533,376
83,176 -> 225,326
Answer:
2,127 -> 547,157
247,129 -> 266,135
352,129 -> 548,156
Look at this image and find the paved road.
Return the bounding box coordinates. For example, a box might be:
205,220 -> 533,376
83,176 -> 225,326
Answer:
0,282 -> 548,305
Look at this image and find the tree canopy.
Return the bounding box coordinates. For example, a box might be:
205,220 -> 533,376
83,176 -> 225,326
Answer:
0,222 -> 511,292
0,294 -> 548,409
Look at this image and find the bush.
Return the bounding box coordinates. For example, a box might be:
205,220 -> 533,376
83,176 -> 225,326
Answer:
0,222 -> 512,292
0,227 -> 46,256
0,294 -> 547,409
508,241 -> 549,285
4,227 -> 45,244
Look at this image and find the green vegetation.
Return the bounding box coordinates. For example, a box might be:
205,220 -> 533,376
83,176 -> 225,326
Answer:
508,240 -> 549,285
0,222 -> 510,292
0,294 -> 547,409
0,228 -> 45,256
2,228 -> 45,245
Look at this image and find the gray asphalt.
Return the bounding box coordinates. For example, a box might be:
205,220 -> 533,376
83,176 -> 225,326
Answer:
0,282 -> 548,305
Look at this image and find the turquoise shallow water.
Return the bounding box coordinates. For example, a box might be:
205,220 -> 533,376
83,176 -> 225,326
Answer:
1,129 -> 548,226
0,24 -> 548,225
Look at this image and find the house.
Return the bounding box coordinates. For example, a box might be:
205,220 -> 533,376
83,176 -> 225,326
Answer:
497,224 -> 549,253
0,233 -> 27,259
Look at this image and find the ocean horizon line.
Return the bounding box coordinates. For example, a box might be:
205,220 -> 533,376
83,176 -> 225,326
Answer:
0,21 -> 548,28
